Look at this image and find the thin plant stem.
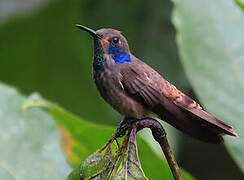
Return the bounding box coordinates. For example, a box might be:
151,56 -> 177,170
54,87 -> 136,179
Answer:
136,118 -> 183,180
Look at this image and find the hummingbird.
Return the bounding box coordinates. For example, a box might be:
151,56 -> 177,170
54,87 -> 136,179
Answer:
76,24 -> 237,144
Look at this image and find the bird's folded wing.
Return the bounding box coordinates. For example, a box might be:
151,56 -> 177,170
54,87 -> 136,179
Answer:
120,65 -> 237,138
160,80 -> 237,136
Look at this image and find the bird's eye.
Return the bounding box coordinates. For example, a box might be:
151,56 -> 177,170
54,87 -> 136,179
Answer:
112,37 -> 119,44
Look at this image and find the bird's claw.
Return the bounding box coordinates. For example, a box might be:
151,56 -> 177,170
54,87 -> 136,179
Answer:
115,118 -> 136,138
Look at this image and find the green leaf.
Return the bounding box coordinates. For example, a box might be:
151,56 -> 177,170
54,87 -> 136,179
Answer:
67,129 -> 148,180
67,141 -> 118,180
112,128 -> 148,180
24,94 -> 195,180
235,0 -> 244,10
172,0 -> 244,171
0,83 -> 71,179
23,93 -> 115,167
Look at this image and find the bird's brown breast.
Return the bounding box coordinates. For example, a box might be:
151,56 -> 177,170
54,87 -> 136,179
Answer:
92,62 -> 149,119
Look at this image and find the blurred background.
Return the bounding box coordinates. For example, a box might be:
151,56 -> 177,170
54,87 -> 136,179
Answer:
0,0 -> 243,179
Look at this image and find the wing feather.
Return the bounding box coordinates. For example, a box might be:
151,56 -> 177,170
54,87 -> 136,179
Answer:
120,61 -> 237,143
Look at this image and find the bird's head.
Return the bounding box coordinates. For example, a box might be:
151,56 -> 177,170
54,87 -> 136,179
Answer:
76,24 -> 131,65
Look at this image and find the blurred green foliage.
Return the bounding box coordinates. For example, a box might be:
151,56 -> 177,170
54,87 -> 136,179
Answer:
0,0 -> 244,179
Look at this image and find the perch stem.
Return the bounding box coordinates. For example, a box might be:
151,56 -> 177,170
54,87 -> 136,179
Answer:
136,118 -> 183,180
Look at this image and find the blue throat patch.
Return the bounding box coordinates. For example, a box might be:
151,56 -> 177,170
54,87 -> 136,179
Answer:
108,45 -> 131,64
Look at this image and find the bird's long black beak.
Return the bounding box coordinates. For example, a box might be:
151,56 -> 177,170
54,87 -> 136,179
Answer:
75,24 -> 101,39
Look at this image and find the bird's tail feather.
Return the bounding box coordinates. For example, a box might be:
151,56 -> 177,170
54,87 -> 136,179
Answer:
153,102 -> 237,144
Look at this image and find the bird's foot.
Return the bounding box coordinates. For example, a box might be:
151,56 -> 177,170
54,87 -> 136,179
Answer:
115,117 -> 136,138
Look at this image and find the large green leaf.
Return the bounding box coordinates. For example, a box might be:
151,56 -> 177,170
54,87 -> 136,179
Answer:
0,83 -> 71,179
24,94 -> 194,180
172,0 -> 244,171
23,94 -> 115,167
